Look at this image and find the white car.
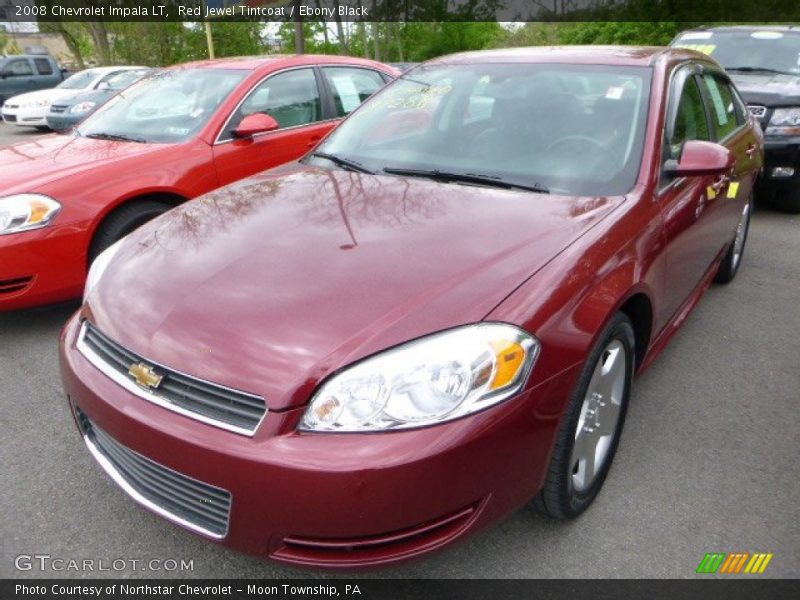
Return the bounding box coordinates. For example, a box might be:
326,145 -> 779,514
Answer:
1,66 -> 146,129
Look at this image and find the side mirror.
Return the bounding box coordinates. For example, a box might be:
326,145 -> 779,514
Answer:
233,113 -> 279,138
665,140 -> 734,177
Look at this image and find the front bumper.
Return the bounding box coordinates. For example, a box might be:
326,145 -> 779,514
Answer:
2,104 -> 49,127
758,138 -> 800,199
59,313 -> 577,568
0,226 -> 86,311
46,112 -> 82,132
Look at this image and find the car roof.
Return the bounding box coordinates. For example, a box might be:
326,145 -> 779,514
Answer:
426,45 -> 695,67
173,54 -> 392,72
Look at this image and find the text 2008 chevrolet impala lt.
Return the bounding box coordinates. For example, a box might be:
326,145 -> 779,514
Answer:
60,47 -> 763,568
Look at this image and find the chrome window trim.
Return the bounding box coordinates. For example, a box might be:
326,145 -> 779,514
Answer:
83,430 -> 229,539
76,322 -> 267,437
214,63 -> 394,146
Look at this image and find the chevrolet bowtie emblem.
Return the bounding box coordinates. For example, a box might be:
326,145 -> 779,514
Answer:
128,362 -> 163,390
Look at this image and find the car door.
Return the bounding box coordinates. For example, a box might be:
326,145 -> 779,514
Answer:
32,57 -> 59,89
3,58 -> 37,96
655,64 -> 727,325
697,72 -> 761,241
212,67 -> 336,186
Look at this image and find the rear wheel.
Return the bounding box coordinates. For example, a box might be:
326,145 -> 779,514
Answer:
715,197 -> 752,284
89,201 -> 171,264
533,313 -> 635,519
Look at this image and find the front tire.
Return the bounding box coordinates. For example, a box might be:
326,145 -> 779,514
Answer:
89,200 -> 171,264
533,313 -> 635,519
715,197 -> 752,284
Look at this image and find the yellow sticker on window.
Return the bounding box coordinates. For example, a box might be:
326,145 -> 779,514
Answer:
727,181 -> 740,198
675,43 -> 716,55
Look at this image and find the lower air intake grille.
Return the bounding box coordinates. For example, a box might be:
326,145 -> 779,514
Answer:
78,409 -> 231,538
78,321 -> 267,435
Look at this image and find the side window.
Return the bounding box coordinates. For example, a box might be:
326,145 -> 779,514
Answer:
224,69 -> 321,139
701,74 -> 740,139
6,59 -> 34,77
34,59 -> 53,76
321,67 -> 385,117
668,76 -> 710,162
729,84 -> 749,126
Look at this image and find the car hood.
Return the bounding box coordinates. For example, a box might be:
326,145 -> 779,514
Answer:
729,72 -> 800,106
0,134 -> 170,193
5,88 -> 83,105
88,166 -> 622,411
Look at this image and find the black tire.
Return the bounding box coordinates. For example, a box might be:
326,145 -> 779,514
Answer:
715,196 -> 753,284
89,200 -> 171,264
533,313 -> 635,519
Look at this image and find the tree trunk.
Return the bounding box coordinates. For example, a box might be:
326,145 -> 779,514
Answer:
86,22 -> 111,65
294,0 -> 305,54
333,1 -> 349,55
371,1 -> 380,61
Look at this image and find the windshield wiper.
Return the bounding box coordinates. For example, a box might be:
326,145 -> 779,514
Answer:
726,66 -> 796,76
84,132 -> 147,143
382,167 -> 550,194
310,151 -> 374,174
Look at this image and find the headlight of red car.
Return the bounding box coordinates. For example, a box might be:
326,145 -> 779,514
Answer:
301,323 -> 540,432
0,194 -> 61,236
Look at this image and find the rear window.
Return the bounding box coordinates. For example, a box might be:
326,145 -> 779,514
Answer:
34,58 -> 53,75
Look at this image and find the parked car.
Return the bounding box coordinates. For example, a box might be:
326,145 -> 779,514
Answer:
0,54 -> 67,106
672,26 -> 800,212
0,55 -> 398,311
2,66 -> 147,129
59,46 -> 762,568
46,68 -> 154,132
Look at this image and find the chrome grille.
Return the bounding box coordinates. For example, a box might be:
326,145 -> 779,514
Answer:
78,321 -> 267,435
78,410 -> 231,538
748,105 -> 767,119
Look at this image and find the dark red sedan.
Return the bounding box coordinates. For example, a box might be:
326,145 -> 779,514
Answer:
60,47 -> 762,568
0,55 -> 397,311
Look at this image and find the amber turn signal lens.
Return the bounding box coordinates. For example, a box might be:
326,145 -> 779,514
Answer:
489,339 -> 526,390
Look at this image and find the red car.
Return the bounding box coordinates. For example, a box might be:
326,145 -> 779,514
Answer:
0,55 -> 397,311
60,47 -> 762,568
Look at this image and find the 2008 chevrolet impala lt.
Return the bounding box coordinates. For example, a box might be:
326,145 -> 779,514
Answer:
60,47 -> 763,568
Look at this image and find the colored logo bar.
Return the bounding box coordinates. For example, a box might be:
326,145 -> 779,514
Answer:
697,552 -> 773,574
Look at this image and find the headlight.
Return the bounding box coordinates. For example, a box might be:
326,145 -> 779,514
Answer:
84,240 -> 123,299
0,194 -> 61,236
767,107 -> 800,136
300,323 -> 540,432
70,101 -> 97,114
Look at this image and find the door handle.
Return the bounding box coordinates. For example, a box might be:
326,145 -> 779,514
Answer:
745,144 -> 758,158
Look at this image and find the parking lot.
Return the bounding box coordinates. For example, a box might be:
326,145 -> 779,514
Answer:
1,120 -> 798,579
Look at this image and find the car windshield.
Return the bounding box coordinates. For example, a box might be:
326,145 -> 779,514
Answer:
310,63 -> 652,196
57,69 -> 100,90
102,69 -> 150,90
77,68 -> 247,144
674,30 -> 800,75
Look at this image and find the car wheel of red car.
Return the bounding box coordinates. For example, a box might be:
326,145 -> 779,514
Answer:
89,200 -> 172,263
714,196 -> 752,284
533,312 -> 635,520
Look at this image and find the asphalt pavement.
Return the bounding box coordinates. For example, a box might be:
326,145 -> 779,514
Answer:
1,121 -> 798,578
